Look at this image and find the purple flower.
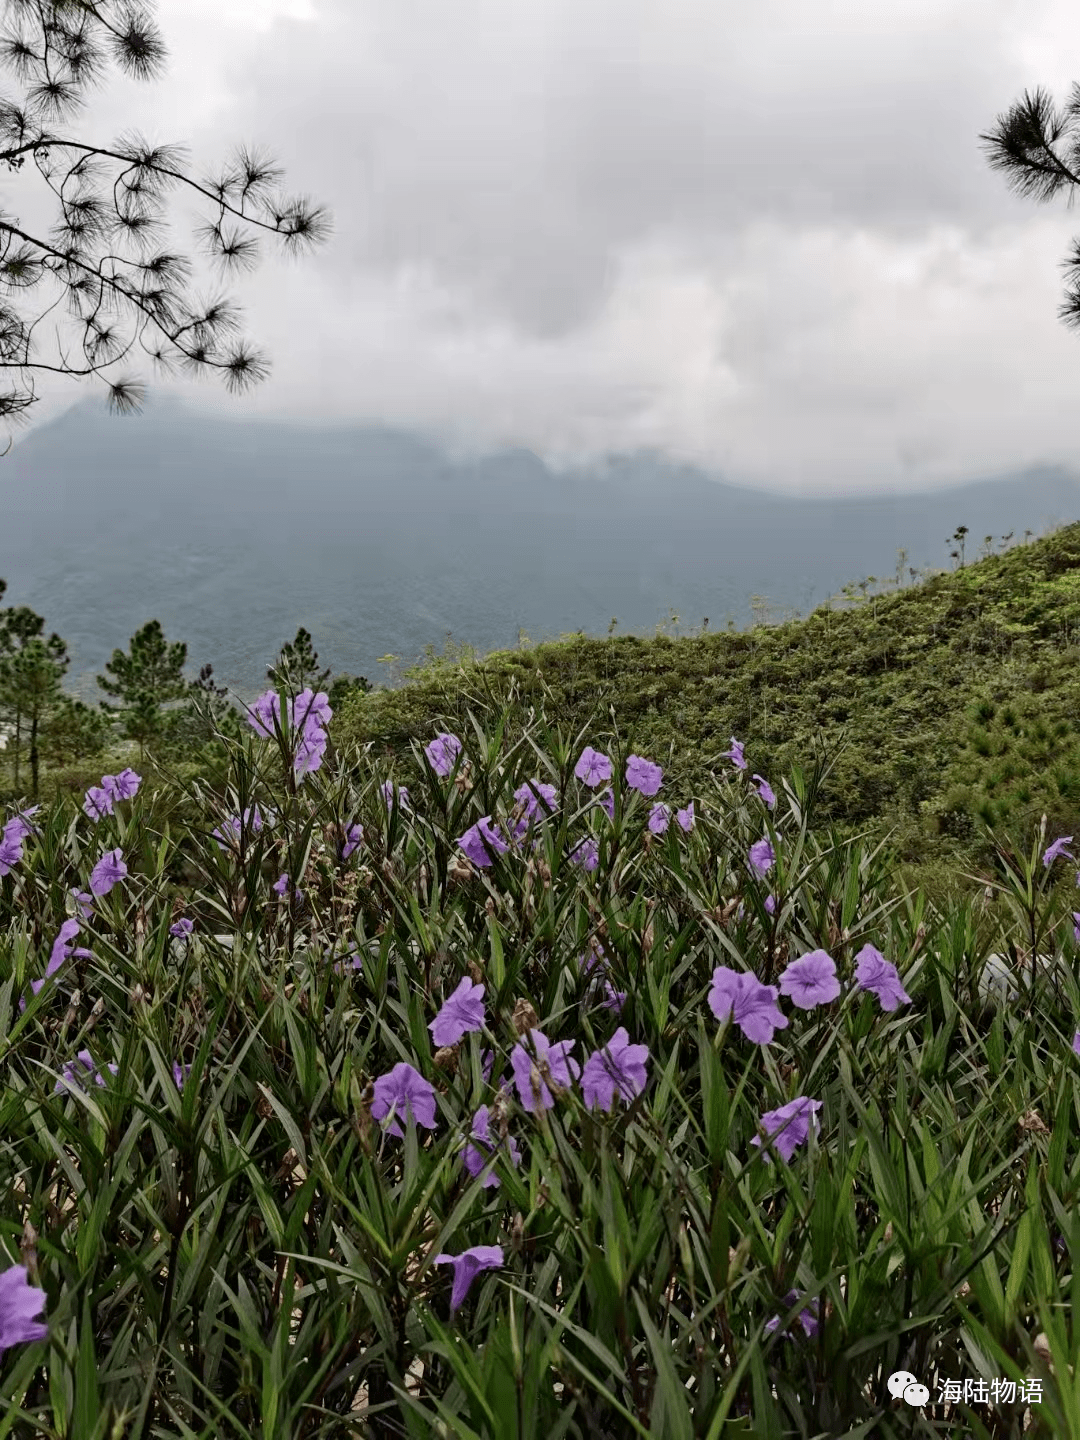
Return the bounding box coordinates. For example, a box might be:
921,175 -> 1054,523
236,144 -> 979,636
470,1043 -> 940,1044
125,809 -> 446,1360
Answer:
853,945 -> 911,1011
381,781 -> 412,811
676,801 -> 695,832
579,947 -> 606,981
575,746 -> 612,788
457,817 -> 510,868
246,689 -> 286,739
765,1290 -> 819,1339
20,919 -> 92,1012
599,981 -> 627,1013
425,732 -> 463,777
103,768 -> 141,802
648,803 -> 671,835
514,779 -> 558,820
246,690 -> 330,777
581,1028 -> 651,1112
462,1105 -> 521,1188
272,872 -> 302,900
212,805 -> 268,844
753,774 -> 776,809
371,1062 -> 438,1137
778,950 -> 841,1010
54,1048 -> 118,1094
293,688 -> 332,734
1074,911 -> 1080,944
0,1266 -> 48,1354
626,754 -> 663,797
765,895 -> 776,915
430,976 -> 486,1046
173,1061 -> 190,1091
89,847 -> 127,897
510,1030 -> 581,1113
342,821 -> 364,859
570,836 -> 599,872
1044,835 -> 1075,867
723,737 -> 747,771
748,837 -> 775,877
169,917 -> 194,938
596,787 -> 615,820
82,785 -> 114,821
1072,1031 -> 1080,1057
294,730 -> 327,777
0,835 -> 23,876
70,888 -> 94,921
708,966 -> 789,1044
2,808 -> 38,844
434,1245 -> 503,1313
752,1096 -> 823,1164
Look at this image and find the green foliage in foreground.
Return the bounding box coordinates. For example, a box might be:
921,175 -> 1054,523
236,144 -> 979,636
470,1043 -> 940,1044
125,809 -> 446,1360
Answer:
1,682 -> 1080,1438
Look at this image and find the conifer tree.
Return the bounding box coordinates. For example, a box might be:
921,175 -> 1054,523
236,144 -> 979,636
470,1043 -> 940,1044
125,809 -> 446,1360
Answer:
96,618 -> 191,762
0,590 -> 50,788
982,85 -> 1080,335
0,631 -> 68,796
0,0 -> 331,446
267,626 -> 332,697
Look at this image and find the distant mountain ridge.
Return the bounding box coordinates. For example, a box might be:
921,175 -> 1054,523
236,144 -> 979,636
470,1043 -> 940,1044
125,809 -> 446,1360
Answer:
2,391 -> 1078,707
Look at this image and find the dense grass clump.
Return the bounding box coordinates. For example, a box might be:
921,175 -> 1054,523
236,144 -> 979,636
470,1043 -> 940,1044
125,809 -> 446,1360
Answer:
1,674 -> 1080,1438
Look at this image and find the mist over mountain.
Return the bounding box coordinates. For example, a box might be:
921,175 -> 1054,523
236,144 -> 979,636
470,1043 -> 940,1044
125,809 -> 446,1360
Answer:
2,392 -> 1078,710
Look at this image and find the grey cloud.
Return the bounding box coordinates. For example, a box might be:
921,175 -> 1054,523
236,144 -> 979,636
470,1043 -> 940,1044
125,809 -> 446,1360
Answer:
9,0 -> 1080,494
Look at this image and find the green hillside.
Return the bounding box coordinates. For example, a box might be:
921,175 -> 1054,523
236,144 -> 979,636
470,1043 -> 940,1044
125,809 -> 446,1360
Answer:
330,517 -> 1080,916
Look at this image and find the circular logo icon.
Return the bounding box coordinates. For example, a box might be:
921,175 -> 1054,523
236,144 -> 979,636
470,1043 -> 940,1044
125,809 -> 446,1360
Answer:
887,1370 -> 921,1401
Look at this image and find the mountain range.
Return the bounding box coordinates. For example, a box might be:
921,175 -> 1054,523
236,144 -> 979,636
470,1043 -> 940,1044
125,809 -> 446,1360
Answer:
2,390 -> 1078,709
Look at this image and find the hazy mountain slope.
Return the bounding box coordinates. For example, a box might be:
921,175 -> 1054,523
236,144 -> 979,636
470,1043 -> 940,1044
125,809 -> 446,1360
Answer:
2,392 -> 1077,705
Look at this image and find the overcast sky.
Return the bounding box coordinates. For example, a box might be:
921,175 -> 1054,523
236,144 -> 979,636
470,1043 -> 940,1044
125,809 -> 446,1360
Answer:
7,0 -> 1080,497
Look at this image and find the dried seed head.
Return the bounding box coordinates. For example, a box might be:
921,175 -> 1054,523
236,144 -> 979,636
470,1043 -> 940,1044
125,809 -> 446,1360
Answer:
510,1211 -> 525,1253
467,958 -> 485,985
512,997 -> 539,1036
537,1056 -> 566,1099
447,855 -> 473,885
275,1147 -> 304,1187
491,1088 -> 509,1139
433,1046 -> 457,1074
1033,1332 -> 1053,1368
20,1218 -> 37,1277
485,896 -> 496,917
1019,1109 -> 1049,1135
642,920 -> 655,955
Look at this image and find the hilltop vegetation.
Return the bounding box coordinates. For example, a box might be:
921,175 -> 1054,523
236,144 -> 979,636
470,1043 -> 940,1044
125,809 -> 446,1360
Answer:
330,517 -> 1080,921
6,517 -> 1080,921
